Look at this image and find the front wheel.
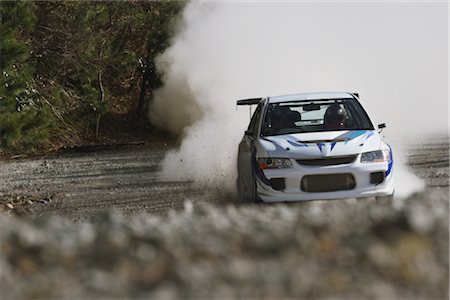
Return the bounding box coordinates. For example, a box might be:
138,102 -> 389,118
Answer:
237,176 -> 246,202
248,176 -> 261,203
238,173 -> 260,203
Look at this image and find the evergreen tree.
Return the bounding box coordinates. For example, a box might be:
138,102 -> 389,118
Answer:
0,1 -> 185,153
0,1 -> 53,151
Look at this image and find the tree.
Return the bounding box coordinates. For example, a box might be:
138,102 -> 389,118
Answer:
32,1 -> 185,132
0,1 -> 54,151
135,1 -> 185,119
0,1 -> 185,153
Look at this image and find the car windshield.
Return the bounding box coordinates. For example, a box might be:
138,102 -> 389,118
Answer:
261,98 -> 374,136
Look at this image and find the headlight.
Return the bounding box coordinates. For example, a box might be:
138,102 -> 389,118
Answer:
258,158 -> 293,169
360,150 -> 391,163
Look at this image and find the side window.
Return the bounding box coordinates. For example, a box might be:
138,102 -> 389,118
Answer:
247,103 -> 263,136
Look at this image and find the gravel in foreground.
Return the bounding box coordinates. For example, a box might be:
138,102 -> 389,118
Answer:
0,188 -> 448,300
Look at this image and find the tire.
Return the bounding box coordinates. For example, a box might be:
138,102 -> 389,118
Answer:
237,176 -> 246,202
248,176 -> 259,203
248,172 -> 265,203
238,173 -> 260,203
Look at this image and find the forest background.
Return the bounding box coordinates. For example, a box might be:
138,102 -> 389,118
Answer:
0,1 -> 185,154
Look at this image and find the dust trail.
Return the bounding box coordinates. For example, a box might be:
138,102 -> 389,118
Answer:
150,2 -> 447,197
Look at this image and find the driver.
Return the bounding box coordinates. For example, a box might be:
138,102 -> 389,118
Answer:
272,106 -> 301,133
323,103 -> 348,130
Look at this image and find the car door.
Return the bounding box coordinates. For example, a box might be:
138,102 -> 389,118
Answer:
238,102 -> 264,196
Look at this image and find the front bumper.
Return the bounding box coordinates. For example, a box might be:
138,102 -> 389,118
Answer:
257,159 -> 394,202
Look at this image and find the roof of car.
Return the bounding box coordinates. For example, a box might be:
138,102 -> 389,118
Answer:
268,92 -> 355,103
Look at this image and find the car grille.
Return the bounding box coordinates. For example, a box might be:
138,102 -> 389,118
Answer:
296,155 -> 357,166
301,173 -> 356,193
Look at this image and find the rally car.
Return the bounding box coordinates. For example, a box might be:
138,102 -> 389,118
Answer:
237,92 -> 394,202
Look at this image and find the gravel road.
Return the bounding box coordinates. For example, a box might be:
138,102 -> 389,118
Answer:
1,137 -> 447,219
0,135 -> 448,299
0,143 -> 225,219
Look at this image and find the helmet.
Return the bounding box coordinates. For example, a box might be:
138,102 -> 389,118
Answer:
324,103 -> 347,129
271,106 -> 301,132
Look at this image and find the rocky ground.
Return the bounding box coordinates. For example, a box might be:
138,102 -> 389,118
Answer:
0,136 -> 448,299
0,143 -> 218,219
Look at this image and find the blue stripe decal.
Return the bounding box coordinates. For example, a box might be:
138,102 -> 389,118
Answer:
330,142 -> 337,151
385,145 -> 393,176
332,130 -> 367,144
287,140 -> 309,148
264,136 -> 308,148
317,143 -> 325,153
261,137 -> 286,151
286,135 -> 309,147
265,130 -> 370,151
261,137 -> 276,144
343,130 -> 367,144
365,131 -> 374,140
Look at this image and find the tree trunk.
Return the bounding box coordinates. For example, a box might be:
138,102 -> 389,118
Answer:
95,41 -> 106,140
136,76 -> 148,118
95,69 -> 104,140
136,47 -> 155,120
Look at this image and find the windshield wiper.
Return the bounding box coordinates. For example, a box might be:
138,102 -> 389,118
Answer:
262,130 -> 304,137
348,127 -> 374,130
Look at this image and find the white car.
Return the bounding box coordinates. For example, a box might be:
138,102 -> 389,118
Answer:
237,92 -> 394,202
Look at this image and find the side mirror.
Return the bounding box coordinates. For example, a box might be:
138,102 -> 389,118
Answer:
378,123 -> 386,129
245,130 -> 253,136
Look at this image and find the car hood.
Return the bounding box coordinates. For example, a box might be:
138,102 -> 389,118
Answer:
257,130 -> 381,159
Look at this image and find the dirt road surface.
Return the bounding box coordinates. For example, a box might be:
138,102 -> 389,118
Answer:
1,137 -> 447,218
0,144 -> 221,219
0,135 -> 448,299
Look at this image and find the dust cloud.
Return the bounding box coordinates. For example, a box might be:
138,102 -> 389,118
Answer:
149,2 -> 447,197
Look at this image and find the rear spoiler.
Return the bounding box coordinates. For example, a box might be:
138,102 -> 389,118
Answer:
352,92 -> 359,98
236,97 -> 263,106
